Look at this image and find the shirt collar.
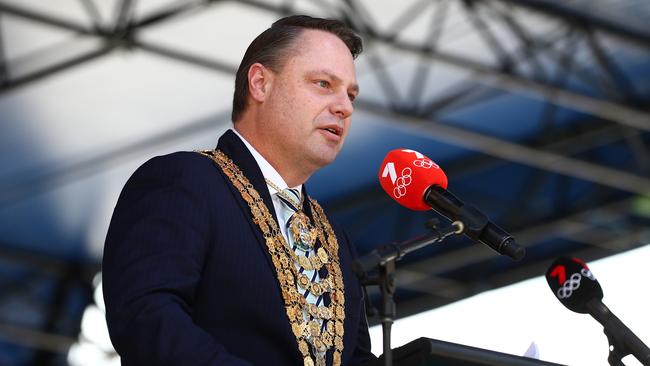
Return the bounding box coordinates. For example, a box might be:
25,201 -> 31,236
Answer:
231,128 -> 303,194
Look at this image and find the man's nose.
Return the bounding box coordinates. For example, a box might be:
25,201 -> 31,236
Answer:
331,91 -> 354,119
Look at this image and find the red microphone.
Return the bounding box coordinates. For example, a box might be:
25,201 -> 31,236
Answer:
378,148 -> 525,261
378,149 -> 448,211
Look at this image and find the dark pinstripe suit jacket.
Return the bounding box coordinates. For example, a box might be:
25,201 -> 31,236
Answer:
102,130 -> 374,366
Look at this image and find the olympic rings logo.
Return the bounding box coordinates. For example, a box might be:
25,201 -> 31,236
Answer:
413,158 -> 435,169
557,273 -> 582,299
393,167 -> 412,198
555,268 -> 596,299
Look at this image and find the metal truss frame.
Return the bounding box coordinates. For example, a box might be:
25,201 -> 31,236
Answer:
0,0 -> 647,182
0,242 -> 97,365
1,0 -> 649,358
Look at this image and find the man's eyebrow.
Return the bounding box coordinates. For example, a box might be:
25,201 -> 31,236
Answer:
309,69 -> 359,94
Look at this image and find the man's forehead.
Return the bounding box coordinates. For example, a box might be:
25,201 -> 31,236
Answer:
292,30 -> 355,60
290,31 -> 357,80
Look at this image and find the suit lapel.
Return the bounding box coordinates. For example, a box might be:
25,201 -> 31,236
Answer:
216,130 -> 280,271
217,130 -> 279,222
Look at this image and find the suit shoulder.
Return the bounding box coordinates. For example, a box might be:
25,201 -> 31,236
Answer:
143,151 -> 215,172
134,151 -> 216,177
122,151 -> 223,192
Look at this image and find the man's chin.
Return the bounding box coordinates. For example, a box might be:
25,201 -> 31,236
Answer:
308,150 -> 339,169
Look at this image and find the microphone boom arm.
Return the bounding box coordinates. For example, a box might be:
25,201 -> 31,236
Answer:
353,220 -> 464,279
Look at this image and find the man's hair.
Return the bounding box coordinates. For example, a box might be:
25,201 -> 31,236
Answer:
231,15 -> 363,122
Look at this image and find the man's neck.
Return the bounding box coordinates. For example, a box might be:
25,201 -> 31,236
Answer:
234,121 -> 314,187
232,126 -> 309,188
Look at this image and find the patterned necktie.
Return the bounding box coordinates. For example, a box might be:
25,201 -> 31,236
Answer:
275,189 -> 322,304
276,188 -> 301,215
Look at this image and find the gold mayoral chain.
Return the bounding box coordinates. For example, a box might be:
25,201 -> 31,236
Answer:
197,149 -> 346,366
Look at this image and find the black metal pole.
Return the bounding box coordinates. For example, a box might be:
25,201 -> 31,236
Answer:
379,260 -> 396,366
353,220 -> 464,366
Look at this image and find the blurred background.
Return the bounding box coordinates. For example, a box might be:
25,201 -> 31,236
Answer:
0,0 -> 649,365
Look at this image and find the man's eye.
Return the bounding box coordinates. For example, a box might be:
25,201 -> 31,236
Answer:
348,94 -> 357,102
317,80 -> 330,88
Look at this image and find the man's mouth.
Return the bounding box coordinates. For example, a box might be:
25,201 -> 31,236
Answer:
321,125 -> 342,136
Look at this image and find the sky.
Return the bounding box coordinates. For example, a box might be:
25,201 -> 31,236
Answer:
67,244 -> 650,366
368,244 -> 650,366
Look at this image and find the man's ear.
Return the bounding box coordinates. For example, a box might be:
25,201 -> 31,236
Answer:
248,63 -> 272,102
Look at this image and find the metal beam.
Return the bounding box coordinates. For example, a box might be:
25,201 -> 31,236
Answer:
393,229 -> 649,313
325,120 -> 639,219
0,241 -> 97,278
406,0 -> 450,110
0,1 -> 227,94
384,0 -> 433,39
400,198 -> 635,278
0,2 -> 95,35
135,40 -> 238,74
389,242 -> 625,320
0,45 -> 115,94
0,0 -> 207,35
0,112 -> 230,207
31,266 -> 92,365
0,13 -> 7,85
132,0 -> 216,28
113,0 -> 135,35
461,0 -> 514,72
584,29 -> 640,104
494,0 -> 650,49
368,32 -> 650,131
324,124 -> 637,252
0,322 -> 75,354
78,0 -> 104,30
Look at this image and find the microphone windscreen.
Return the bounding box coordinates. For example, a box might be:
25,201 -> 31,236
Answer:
545,257 -> 603,313
378,149 -> 448,211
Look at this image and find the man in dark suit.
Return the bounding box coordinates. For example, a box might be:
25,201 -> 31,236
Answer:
103,15 -> 375,366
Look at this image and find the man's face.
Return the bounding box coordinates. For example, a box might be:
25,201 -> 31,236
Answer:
260,29 -> 358,175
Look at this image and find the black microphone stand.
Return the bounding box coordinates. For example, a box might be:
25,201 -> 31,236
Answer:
586,300 -> 650,366
353,219 -> 464,366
